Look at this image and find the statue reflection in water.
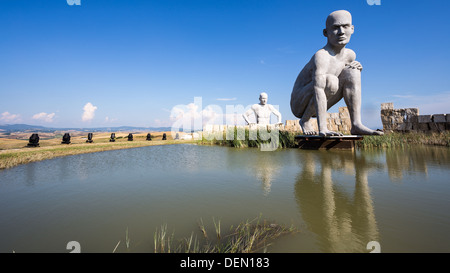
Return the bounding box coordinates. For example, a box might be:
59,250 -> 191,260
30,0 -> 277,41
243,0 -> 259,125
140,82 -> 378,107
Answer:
225,149 -> 283,196
251,152 -> 282,196
294,151 -> 381,252
249,151 -> 286,196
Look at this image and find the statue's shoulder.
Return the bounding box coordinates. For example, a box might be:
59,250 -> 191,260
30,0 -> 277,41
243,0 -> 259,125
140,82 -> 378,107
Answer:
267,104 -> 276,111
313,48 -> 330,59
311,49 -> 332,68
345,48 -> 356,61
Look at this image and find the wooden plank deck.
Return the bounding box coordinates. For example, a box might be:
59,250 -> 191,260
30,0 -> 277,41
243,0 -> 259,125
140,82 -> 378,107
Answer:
294,135 -> 363,150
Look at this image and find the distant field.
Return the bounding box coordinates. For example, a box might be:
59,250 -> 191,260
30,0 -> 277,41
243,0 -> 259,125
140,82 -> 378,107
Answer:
0,131 -> 196,169
0,131 -> 176,149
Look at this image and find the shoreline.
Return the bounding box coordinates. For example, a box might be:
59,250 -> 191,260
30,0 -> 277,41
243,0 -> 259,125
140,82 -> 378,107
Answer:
0,139 -> 197,170
2,131 -> 449,170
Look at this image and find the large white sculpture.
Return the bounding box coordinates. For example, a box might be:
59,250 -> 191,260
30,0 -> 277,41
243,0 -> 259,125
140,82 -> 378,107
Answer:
243,92 -> 282,126
290,10 -> 383,136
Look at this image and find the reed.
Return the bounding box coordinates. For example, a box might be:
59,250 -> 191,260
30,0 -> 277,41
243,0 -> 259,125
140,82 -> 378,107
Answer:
356,131 -> 450,148
200,128 -> 299,149
200,128 -> 450,150
153,215 -> 298,253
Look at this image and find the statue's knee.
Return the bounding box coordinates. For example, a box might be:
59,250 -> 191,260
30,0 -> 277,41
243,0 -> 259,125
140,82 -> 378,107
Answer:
340,67 -> 361,86
341,67 -> 361,79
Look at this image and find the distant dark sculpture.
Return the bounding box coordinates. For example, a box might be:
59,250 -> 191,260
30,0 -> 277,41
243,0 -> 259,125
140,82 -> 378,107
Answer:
146,133 -> 152,141
61,133 -> 71,144
110,133 -> 116,142
27,133 -> 40,147
86,133 -> 93,143
162,133 -> 167,140
175,133 -> 179,140
128,133 -> 133,141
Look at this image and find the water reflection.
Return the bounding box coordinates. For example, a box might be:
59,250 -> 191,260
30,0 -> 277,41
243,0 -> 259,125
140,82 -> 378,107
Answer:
384,146 -> 450,181
225,149 -> 285,196
251,153 -> 282,196
25,162 -> 36,187
0,144 -> 449,253
294,151 -> 381,252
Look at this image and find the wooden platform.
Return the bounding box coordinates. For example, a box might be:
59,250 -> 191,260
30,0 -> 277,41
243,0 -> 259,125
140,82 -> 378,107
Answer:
295,135 -> 363,150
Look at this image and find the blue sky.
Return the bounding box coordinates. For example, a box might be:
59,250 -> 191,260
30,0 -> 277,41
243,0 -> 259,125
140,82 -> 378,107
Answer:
1,0 -> 449,129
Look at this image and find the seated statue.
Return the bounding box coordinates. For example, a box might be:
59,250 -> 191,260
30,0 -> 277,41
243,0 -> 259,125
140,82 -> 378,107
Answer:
27,133 -> 40,147
290,10 -> 383,136
86,133 -> 93,143
146,133 -> 152,141
61,133 -> 71,144
243,92 -> 282,126
162,133 -> 167,140
127,133 -> 133,141
110,133 -> 116,142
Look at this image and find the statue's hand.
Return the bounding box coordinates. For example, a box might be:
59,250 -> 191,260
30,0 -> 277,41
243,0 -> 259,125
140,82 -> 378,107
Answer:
346,61 -> 363,71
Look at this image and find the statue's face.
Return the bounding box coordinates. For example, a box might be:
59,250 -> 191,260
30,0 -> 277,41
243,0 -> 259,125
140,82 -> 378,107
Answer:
259,94 -> 268,105
324,12 -> 354,46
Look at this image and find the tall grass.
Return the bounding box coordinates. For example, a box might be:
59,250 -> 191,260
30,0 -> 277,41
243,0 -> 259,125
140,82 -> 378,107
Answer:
200,128 -> 450,150
200,128 -> 299,149
356,131 -> 450,148
153,215 -> 298,253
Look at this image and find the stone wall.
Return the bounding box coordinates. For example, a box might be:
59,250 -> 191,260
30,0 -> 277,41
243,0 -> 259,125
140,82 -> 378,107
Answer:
202,107 -> 353,135
380,102 -> 449,132
328,107 -> 352,134
284,107 -> 352,134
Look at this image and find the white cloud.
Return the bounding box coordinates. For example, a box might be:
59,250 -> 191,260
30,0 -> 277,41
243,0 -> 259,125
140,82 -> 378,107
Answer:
216,98 -> 237,101
0,111 -> 21,123
392,95 -> 414,99
170,99 -> 249,131
82,102 -> 98,122
389,91 -> 450,115
152,119 -> 171,127
32,112 -> 55,123
360,91 -> 450,129
104,116 -> 118,123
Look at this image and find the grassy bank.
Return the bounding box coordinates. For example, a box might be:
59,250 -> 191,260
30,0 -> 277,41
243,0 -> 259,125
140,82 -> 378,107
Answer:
2,130 -> 448,170
356,131 -> 450,148
200,129 -> 298,149
0,138 -> 195,169
151,216 -> 297,253
201,129 -> 450,149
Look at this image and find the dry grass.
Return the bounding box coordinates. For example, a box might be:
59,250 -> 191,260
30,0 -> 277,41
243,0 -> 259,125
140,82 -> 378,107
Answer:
356,131 -> 450,148
0,131 -> 195,169
153,215 -> 298,253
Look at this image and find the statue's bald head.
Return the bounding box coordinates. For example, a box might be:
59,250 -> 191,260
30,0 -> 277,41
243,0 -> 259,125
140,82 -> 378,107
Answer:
259,92 -> 268,105
326,10 -> 352,28
323,10 -> 354,46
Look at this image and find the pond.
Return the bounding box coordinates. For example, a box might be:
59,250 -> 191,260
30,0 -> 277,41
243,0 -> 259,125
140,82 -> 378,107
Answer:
0,144 -> 449,253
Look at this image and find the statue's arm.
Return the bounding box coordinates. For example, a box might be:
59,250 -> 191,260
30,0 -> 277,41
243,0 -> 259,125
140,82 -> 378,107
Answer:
269,105 -> 282,124
242,107 -> 255,125
312,52 -> 328,94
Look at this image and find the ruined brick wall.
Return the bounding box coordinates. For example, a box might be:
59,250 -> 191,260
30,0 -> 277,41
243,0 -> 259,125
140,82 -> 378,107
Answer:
381,102 -> 449,133
327,107 -> 351,134
284,107 -> 352,134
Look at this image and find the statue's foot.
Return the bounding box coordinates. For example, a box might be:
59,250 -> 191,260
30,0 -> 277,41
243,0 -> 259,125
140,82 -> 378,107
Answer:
351,124 -> 384,135
300,119 -> 317,135
319,130 -> 343,137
